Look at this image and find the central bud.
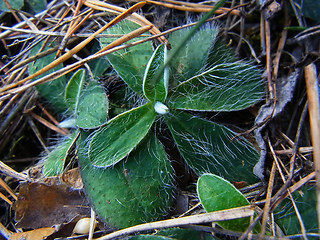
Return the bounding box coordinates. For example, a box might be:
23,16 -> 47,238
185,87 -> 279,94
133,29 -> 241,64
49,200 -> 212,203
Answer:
154,102 -> 169,114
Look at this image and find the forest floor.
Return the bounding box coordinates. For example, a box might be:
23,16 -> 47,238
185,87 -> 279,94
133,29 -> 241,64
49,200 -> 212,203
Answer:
0,0 -> 319,239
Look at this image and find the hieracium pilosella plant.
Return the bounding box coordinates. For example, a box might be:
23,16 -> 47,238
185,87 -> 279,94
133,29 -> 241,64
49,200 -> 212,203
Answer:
31,20 -> 264,229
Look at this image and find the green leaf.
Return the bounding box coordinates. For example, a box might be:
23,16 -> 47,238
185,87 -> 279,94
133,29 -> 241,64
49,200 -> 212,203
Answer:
76,80 -> 108,129
143,44 -> 169,102
168,62 -> 264,111
197,173 -> 251,232
168,26 -> 218,85
43,132 -> 78,176
129,235 -> 174,240
25,0 -> 46,13
100,20 -> 153,94
292,0 -> 320,23
88,102 -> 156,167
0,0 -> 23,12
29,41 -> 68,113
274,184 -> 318,238
65,69 -> 86,113
204,40 -> 237,69
156,228 -> 218,240
78,132 -> 173,229
87,41 -> 111,79
165,111 -> 259,184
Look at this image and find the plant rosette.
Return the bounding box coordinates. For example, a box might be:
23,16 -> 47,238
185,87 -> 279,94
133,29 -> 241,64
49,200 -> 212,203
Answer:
77,21 -> 264,228
38,20 -> 264,229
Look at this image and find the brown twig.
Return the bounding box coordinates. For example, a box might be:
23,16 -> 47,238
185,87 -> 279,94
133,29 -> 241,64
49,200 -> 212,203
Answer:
27,111 -> 70,136
272,18 -> 291,81
259,152 -> 276,239
0,177 -> 17,201
136,0 -> 241,15
268,138 -> 308,239
27,117 -> 50,153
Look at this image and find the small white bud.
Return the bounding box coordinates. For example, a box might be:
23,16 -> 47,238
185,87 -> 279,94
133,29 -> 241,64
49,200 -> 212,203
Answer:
154,102 -> 169,114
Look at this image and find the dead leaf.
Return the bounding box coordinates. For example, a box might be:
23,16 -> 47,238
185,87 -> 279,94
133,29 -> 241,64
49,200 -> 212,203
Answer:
254,70 -> 300,180
13,181 -> 90,228
232,181 -> 247,189
9,227 -> 55,240
61,168 -> 83,189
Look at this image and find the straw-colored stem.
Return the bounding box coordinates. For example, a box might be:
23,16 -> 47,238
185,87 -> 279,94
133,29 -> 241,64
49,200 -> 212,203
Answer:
304,63 -> 320,233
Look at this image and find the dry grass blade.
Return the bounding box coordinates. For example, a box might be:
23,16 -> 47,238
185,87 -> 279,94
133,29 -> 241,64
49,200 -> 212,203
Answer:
0,177 -> 17,201
96,25 -> 153,54
27,111 -> 70,136
289,172 -> 316,194
0,1 -> 151,101
0,160 -> 29,181
304,63 -> 320,233
5,46 -> 59,75
131,0 -> 241,15
27,117 -> 50,154
0,14 -> 226,102
0,2 -> 67,40
56,13 -> 92,57
268,139 -> 308,240
96,206 -> 255,240
272,172 -> 316,211
260,158 -> 276,239
8,2 -> 146,84
0,191 -> 12,205
83,0 -> 169,44
0,222 -> 12,240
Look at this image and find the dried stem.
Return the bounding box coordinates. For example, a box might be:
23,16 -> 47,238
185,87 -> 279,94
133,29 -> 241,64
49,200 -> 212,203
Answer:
304,63 -> 320,233
96,206 -> 254,240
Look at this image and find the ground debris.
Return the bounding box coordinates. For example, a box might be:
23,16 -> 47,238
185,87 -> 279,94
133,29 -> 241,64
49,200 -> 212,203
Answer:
13,181 -> 90,229
9,227 -> 55,240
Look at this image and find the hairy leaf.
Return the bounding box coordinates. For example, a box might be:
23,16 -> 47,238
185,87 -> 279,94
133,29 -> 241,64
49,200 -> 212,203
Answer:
165,111 -> 259,183
197,173 -> 251,232
143,44 -> 169,102
43,133 -> 78,176
87,41 -> 111,79
65,69 -> 86,113
88,102 -> 156,167
168,25 -> 218,85
79,132 -> 173,229
100,20 -> 153,94
204,40 -> 237,68
169,62 -> 264,111
29,42 -> 69,113
76,80 -> 108,129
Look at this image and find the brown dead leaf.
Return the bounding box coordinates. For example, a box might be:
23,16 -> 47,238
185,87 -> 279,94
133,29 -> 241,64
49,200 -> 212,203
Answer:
9,227 -> 55,240
13,181 -> 90,228
61,168 -> 83,189
232,181 -> 247,189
